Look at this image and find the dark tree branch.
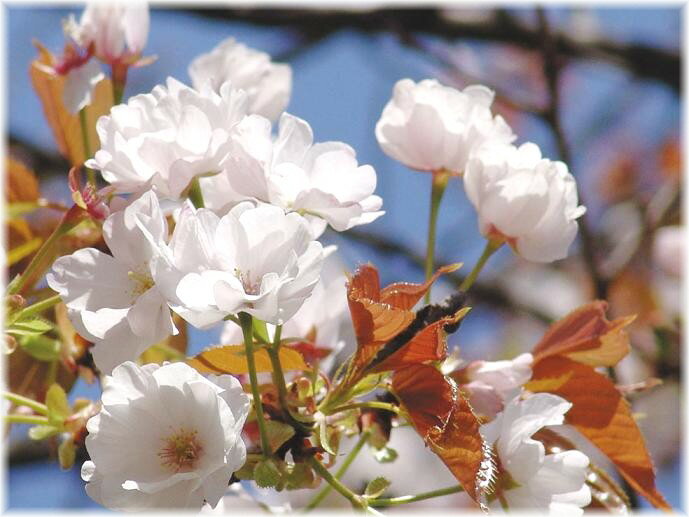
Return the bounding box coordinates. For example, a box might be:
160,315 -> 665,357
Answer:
183,7 -> 679,92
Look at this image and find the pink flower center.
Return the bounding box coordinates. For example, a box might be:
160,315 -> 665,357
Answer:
158,429 -> 203,473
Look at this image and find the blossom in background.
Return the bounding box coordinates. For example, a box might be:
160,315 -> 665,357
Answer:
81,361 -> 249,511
652,225 -> 683,277
86,77 -> 248,199
464,142 -> 586,263
457,353 -> 533,419
220,250 -> 353,369
189,37 -> 292,122
481,392 -> 591,515
47,192 -> 175,373
375,78 -> 514,174
154,201 -> 324,326
64,2 -> 149,65
221,112 -> 383,236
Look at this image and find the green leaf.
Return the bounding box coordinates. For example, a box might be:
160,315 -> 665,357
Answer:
7,201 -> 39,219
286,462 -> 316,490
7,317 -> 53,337
364,477 -> 391,499
252,319 -> 270,343
254,458 -> 282,488
265,420 -> 295,452
19,334 -> 61,361
46,384 -> 70,427
374,446 -> 398,463
28,424 -> 60,440
318,417 -> 337,456
58,438 -> 76,469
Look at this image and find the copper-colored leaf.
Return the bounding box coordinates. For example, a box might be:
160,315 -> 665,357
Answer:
187,345 -> 308,375
529,356 -> 670,510
6,157 -> 39,203
394,364 -> 487,503
370,309 -> 468,373
392,364 -> 455,440
379,263 -> 461,310
532,301 -> 633,367
427,392 -> 490,504
30,41 -> 113,166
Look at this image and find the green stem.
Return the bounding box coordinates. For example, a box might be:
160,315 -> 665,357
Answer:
424,170 -> 450,304
307,456 -> 367,511
369,484 -> 463,507
326,401 -> 400,416
111,64 -> 127,105
239,312 -> 271,457
306,430 -> 371,511
188,178 -> 205,209
2,392 -> 48,415
8,219 -> 71,295
459,240 -> 501,292
78,108 -> 96,186
12,294 -> 61,322
4,414 -> 50,426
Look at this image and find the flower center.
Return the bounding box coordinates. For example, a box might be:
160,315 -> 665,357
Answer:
234,268 -> 260,295
128,269 -> 155,298
158,429 -> 203,473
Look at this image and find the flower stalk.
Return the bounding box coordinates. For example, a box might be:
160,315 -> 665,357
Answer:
306,429 -> 371,510
78,107 -> 96,186
238,312 -> 272,458
2,391 -> 49,415
459,239 -> 502,292
369,484 -> 464,507
424,169 -> 450,303
307,455 -> 368,511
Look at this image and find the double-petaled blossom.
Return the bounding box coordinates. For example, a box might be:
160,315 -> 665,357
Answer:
652,225 -> 683,277
458,353 -> 533,420
81,361 -> 249,511
189,37 -> 291,122
152,201 -> 324,326
86,77 -> 248,200
64,2 -> 149,65
481,393 -> 591,515
218,113 -> 383,236
464,142 -> 586,263
375,78 -> 515,174
220,250 -> 352,369
47,191 -> 175,373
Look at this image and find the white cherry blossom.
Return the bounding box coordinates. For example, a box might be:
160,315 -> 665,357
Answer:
461,353 -> 533,419
375,78 -> 514,174
481,392 -> 591,515
220,249 -> 353,370
64,2 -> 149,64
220,113 -> 383,235
86,77 -> 248,200
464,142 -> 586,263
652,225 -> 683,277
189,37 -> 291,122
153,201 -> 324,326
81,361 -> 249,511
47,191 -> 175,373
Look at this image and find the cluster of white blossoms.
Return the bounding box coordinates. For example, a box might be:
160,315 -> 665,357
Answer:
47,3 -> 594,513
376,78 -> 586,262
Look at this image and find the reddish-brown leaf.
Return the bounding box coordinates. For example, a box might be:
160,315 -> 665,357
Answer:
392,364 -> 455,440
393,364 -> 487,503
528,356 -> 670,510
427,391 -> 489,503
532,301 -> 633,367
370,308 -> 468,373
379,263 -> 461,310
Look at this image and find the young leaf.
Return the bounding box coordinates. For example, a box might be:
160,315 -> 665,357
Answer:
187,345 -> 308,374
7,317 -> 53,337
364,477 -> 391,499
265,420 -> 295,452
58,438 -> 76,470
373,446 -> 398,463
28,424 -> 60,440
46,384 -> 70,427
19,334 -> 61,362
254,458 -> 282,488
532,301 -> 634,367
379,263 -> 460,309
529,356 -> 670,510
